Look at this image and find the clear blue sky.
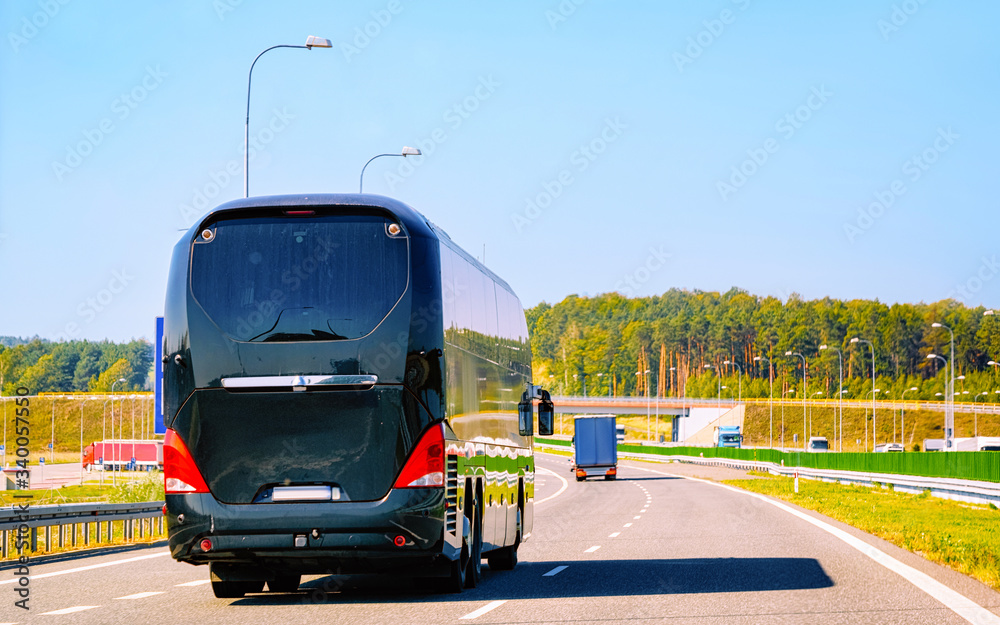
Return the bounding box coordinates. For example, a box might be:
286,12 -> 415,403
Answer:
2,1 -> 998,343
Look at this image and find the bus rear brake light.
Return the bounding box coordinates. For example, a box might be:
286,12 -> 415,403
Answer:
164,429 -> 210,494
393,424 -> 446,489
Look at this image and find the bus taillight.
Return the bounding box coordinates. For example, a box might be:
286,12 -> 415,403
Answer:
164,429 -> 211,494
393,424 -> 445,489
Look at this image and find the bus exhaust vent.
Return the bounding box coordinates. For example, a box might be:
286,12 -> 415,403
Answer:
445,455 -> 459,534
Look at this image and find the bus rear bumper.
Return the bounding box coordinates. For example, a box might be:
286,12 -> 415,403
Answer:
166,488 -> 461,576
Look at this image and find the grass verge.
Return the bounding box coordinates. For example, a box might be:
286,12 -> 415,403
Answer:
723,473 -> 1000,591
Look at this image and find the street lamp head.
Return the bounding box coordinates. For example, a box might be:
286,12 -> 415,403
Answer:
784,350 -> 792,356
304,36 -> 333,48
935,392 -> 943,396
850,337 -> 859,344
819,344 -> 827,350
926,354 -> 937,359
724,360 -> 731,365
931,322 -> 943,328
957,375 -> 966,380
401,146 -> 421,156
909,386 -> 918,391
704,364 -> 712,369
989,361 -> 997,366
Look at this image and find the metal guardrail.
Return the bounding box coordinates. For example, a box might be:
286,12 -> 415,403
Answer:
0,501 -> 165,559
537,443 -> 1000,506
551,395 -> 1000,415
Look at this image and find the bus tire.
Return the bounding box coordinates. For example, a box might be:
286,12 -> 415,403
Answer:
212,579 -> 263,599
487,506 -> 520,571
465,490 -> 482,588
267,574 -> 301,593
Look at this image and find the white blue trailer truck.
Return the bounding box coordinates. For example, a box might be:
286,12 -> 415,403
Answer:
572,415 -> 618,481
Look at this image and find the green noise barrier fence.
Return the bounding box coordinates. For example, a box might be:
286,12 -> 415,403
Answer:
535,438 -> 1000,484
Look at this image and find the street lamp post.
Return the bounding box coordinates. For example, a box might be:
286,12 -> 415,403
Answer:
974,391 -> 988,437
810,391 -> 823,439
360,147 -> 422,193
637,370 -> 651,440
901,386 -> 918,448
850,337 -> 876,449
723,360 -> 742,404
79,398 -> 89,485
927,353 -> 949,452
704,364 -> 722,425
931,323 -> 956,450
819,345 -> 844,451
111,377 -> 126,485
781,388 -> 795,448
785,351 -> 807,450
754,355 -> 774,448
244,36 -> 332,198
864,388 -> 882,451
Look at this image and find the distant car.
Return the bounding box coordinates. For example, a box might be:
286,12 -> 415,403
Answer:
874,443 -> 904,452
807,436 -> 828,452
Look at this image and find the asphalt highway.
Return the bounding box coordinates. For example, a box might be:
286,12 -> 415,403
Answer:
4,453 -> 1000,624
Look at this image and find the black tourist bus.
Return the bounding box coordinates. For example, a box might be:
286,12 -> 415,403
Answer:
162,194 -> 553,598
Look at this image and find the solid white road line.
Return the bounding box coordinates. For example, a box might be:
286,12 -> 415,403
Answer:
535,466 -> 569,506
543,565 -> 569,577
115,591 -> 165,600
39,606 -> 98,615
175,580 -> 212,587
460,600 -> 507,620
584,546 -> 601,553
0,551 -> 170,585
609,532 -> 621,538
627,463 -> 1000,625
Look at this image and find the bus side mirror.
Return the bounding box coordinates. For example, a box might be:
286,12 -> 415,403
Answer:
518,401 -> 533,436
537,400 -> 554,436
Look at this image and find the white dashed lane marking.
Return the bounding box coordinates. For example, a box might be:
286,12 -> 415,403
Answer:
176,580 -> 212,587
115,591 -> 165,600
40,606 -> 98,615
584,546 -> 601,553
609,532 -> 621,538
543,565 -> 568,577
460,600 -> 507,620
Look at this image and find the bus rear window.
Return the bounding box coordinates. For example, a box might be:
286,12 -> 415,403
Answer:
190,214 -> 408,342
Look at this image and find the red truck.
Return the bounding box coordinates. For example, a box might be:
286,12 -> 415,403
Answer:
83,440 -> 163,471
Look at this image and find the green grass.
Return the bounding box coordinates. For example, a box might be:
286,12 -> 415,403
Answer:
723,473 -> 1000,590
0,472 -> 164,506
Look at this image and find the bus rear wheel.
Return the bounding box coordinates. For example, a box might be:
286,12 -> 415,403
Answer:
487,507 -> 520,571
212,580 -> 263,599
464,493 -> 483,588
